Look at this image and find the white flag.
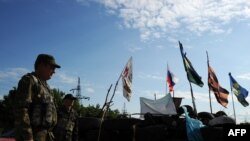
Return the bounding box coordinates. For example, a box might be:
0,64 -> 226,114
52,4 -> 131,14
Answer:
122,57 -> 133,101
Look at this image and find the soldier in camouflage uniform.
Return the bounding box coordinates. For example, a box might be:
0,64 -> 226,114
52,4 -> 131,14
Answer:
14,54 -> 61,141
53,94 -> 78,141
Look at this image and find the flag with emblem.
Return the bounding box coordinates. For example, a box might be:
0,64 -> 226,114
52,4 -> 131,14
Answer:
229,73 -> 249,107
122,57 -> 133,101
179,41 -> 204,87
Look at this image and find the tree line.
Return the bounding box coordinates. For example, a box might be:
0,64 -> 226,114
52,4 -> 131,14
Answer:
0,88 -> 120,134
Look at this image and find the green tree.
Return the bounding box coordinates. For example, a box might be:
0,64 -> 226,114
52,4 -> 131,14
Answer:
51,88 -> 65,108
0,87 -> 16,133
79,104 -> 120,119
0,87 -> 121,133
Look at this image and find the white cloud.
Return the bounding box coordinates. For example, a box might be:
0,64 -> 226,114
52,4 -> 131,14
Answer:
76,0 -> 91,6
156,45 -> 164,49
129,47 -> 143,52
85,87 -> 95,93
138,73 -> 164,80
236,73 -> 250,80
51,72 -> 97,96
167,37 -> 178,44
0,68 -> 29,80
56,72 -> 78,84
140,90 -> 166,99
85,0 -> 250,40
175,90 -> 211,102
237,112 -> 250,123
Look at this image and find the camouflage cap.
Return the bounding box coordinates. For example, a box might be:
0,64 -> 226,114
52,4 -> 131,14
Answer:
35,54 -> 61,68
64,94 -> 77,100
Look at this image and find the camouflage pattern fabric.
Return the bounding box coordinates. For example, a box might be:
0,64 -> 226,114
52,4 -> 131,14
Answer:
53,106 -> 78,141
14,72 -> 57,141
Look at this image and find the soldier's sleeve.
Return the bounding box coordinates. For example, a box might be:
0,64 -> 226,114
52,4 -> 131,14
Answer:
15,75 -> 34,140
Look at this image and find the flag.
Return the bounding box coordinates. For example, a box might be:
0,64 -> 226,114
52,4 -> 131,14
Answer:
122,57 -> 133,101
208,66 -> 229,107
229,73 -> 249,107
167,64 -> 178,92
179,41 -> 204,87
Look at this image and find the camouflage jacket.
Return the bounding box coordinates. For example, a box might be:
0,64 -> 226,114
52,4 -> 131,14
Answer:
14,72 -> 57,140
53,106 -> 78,141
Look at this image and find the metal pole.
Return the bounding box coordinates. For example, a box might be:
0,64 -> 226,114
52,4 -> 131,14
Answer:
229,73 -> 237,123
189,82 -> 197,116
231,91 -> 237,122
228,73 -> 237,123
208,90 -> 213,114
206,51 -> 213,114
166,62 -> 168,96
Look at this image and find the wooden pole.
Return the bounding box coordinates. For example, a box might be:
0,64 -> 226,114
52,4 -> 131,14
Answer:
100,84 -> 113,112
98,57 -> 131,141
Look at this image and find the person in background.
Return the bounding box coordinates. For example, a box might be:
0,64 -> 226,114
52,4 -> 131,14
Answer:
53,94 -> 78,141
15,54 -> 61,141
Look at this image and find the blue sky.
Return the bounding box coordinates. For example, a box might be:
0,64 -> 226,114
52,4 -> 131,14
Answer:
1,0 -> 250,123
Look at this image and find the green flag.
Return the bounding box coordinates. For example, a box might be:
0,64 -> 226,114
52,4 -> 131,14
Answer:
179,41 -> 204,87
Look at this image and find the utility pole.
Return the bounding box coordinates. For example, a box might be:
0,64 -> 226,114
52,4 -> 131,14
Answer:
70,77 -> 90,105
122,102 -> 127,115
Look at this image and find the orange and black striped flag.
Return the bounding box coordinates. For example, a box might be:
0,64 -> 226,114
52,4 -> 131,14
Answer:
208,66 -> 229,107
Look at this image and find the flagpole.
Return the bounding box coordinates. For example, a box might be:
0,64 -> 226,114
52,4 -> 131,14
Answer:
110,74 -> 122,103
166,62 -> 169,96
189,82 -> 198,116
98,72 -> 122,141
166,66 -> 168,96
208,90 -> 213,114
167,62 -> 175,97
179,41 -> 200,117
230,90 -> 237,123
98,84 -> 113,141
206,51 -> 213,114
229,73 -> 237,123
100,84 -> 113,115
98,57 -> 133,141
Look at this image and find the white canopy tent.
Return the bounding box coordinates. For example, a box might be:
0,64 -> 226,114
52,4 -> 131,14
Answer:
140,93 -> 177,116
